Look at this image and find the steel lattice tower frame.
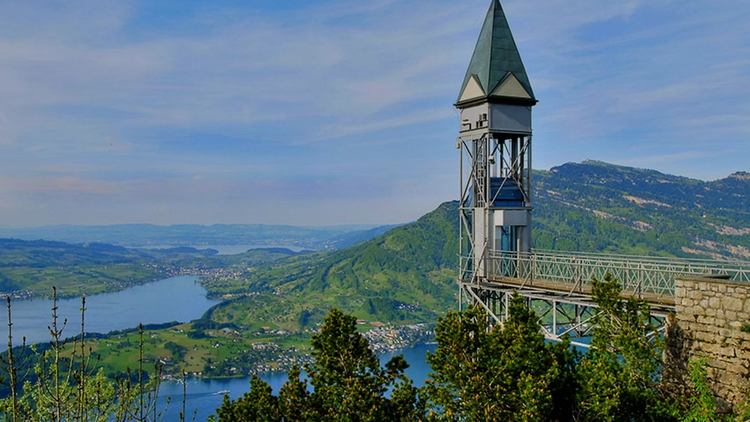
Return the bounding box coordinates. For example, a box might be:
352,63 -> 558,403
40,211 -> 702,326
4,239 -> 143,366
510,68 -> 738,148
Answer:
455,0 -> 537,310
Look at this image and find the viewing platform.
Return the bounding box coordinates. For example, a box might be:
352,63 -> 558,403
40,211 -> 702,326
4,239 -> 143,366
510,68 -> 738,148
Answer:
459,250 -> 750,346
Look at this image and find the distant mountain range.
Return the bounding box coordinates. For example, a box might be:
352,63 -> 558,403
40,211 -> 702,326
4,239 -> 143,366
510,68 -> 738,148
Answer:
0,222 -> 397,251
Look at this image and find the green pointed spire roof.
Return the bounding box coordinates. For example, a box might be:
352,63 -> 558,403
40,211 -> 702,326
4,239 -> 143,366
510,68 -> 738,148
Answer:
456,0 -> 536,106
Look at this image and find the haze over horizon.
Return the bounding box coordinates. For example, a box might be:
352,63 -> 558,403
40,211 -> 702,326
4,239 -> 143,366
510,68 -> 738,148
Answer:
0,0 -> 747,227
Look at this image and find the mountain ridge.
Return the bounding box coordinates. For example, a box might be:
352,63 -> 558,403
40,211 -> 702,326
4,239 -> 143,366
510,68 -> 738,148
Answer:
533,160 -> 750,259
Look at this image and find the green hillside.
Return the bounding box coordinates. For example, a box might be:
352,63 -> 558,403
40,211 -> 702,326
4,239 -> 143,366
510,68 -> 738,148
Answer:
202,201 -> 459,331
0,239 -> 166,298
50,203 -> 459,379
0,239 -> 300,298
199,161 -> 750,332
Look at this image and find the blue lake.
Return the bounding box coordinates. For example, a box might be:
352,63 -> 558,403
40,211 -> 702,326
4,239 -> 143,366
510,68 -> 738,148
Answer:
0,275 -> 219,346
0,273 -> 436,421
156,343 -> 437,421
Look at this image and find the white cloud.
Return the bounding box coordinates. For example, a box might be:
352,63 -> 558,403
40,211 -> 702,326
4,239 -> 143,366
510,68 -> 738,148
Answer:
0,0 -> 748,225
314,108 -> 454,142
0,0 -> 474,132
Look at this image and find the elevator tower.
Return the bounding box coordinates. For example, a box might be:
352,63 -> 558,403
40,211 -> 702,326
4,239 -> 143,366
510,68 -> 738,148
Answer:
456,0 -> 537,300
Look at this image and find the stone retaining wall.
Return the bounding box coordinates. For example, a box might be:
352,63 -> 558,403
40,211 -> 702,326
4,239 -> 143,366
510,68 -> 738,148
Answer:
673,276 -> 750,407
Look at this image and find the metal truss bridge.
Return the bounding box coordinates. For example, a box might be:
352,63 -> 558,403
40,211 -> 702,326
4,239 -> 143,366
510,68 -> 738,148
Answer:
459,249 -> 750,348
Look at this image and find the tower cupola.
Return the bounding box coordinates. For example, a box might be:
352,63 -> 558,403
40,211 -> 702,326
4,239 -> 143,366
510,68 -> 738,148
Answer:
456,0 -> 536,137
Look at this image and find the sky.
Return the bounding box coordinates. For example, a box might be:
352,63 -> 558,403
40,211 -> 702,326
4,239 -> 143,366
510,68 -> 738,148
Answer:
0,0 -> 748,227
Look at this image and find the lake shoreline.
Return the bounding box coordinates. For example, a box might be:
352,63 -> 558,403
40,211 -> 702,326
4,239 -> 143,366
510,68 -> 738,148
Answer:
158,339 -> 437,382
2,272 -> 174,301
1,275 -> 220,347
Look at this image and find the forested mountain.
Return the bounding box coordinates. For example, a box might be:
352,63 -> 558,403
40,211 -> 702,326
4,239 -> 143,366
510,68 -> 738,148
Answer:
327,224 -> 402,248
203,201 -> 459,329
533,160 -> 750,259
204,161 -> 750,330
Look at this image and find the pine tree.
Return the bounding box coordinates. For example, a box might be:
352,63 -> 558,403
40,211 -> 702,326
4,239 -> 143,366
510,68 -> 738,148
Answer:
425,297 -> 578,421
576,273 -> 677,421
211,308 -> 422,421
277,365 -> 310,422
305,308 -> 420,421
213,375 -> 280,422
